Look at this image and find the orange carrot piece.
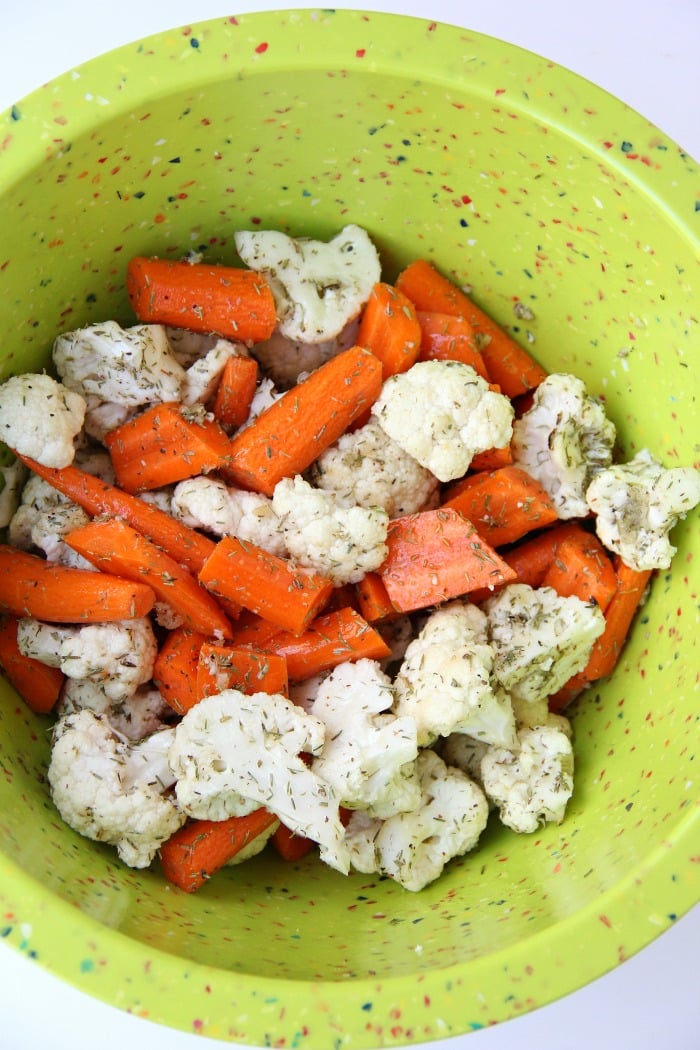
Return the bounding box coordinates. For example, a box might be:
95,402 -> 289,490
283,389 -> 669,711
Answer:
196,642 -> 288,701
17,456 -> 215,576
271,823 -> 316,862
468,443 -> 514,473
266,606 -> 391,682
378,508 -> 517,613
548,670 -> 591,713
442,465 -> 559,548
64,518 -> 233,638
104,402 -> 234,494
581,559 -> 653,681
354,571 -> 399,624
0,616 -> 64,714
416,310 -> 490,380
396,259 -> 547,397
228,609 -> 285,650
541,533 -> 618,611
225,345 -> 382,496
126,256 -> 277,343
159,808 -> 278,892
198,536 -> 334,635
0,545 -> 155,623
212,355 -> 259,432
356,282 -> 422,379
153,627 -> 207,715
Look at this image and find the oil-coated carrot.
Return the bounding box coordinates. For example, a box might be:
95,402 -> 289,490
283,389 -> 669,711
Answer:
416,310 -> 490,380
159,808 -> 279,892
356,282 -> 421,379
271,823 -> 316,862
227,609 -> 285,650
126,256 -> 277,343
104,402 -> 234,494
580,559 -> 653,681
212,355 -> 259,432
0,616 -> 64,714
196,642 -> 288,701
198,536 -> 334,635
64,518 -> 233,638
153,627 -> 207,715
265,606 -> 391,682
224,345 -> 383,496
0,546 -> 155,623
354,571 -> 399,624
468,443 -> 514,473
541,532 -> 618,611
378,508 -> 517,613
442,465 -> 559,548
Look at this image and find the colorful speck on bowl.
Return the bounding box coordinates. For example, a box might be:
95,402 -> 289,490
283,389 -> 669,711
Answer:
0,9 -> 697,1047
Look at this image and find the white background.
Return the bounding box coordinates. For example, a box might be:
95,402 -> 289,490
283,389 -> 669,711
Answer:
0,2 -> 698,1049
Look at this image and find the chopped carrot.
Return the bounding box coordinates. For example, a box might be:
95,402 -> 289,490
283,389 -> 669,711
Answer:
378,508 -> 517,613
228,609 -> 285,650
442,465 -> 559,548
159,808 -> 279,892
354,571 -> 400,624
271,823 -> 316,862
266,606 -> 391,682
224,345 -> 383,496
198,536 -> 334,635
104,402 -> 234,494
396,259 -> 547,397
64,518 -> 233,638
0,616 -> 64,714
356,282 -> 422,379
212,355 -> 259,432
323,584 -> 361,614
126,256 -> 277,343
548,670 -> 591,713
0,545 -> 155,624
196,642 -> 288,701
581,559 -> 653,682
541,532 -> 618,611
416,310 -> 490,380
468,443 -> 514,473
17,456 -> 215,576
153,627 -> 207,715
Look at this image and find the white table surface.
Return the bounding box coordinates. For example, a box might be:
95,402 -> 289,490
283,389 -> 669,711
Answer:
1,2 -> 698,1048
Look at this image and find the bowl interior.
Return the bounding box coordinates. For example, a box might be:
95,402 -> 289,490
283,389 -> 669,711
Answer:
0,9 -> 697,1047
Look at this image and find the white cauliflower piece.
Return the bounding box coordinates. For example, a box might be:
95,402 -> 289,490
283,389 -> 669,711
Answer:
480,721 -> 574,833
310,659 -> 420,818
169,691 -> 350,874
0,374 -> 86,468
585,448 -> 700,571
226,819 -> 280,866
59,680 -> 173,742
371,360 -> 514,482
53,321 -> 186,407
241,376 -> 282,428
271,475 -> 389,586
288,673 -> 327,713
9,475 -> 67,550
181,340 -> 247,406
393,601 -> 518,749
82,397 -> 136,443
484,583 -> 605,704
440,733 -> 491,789
17,617 -> 157,702
47,710 -> 185,868
166,327 -> 222,367
0,459 -> 27,529
309,419 -> 439,517
346,749 -> 489,891
28,500 -> 93,569
235,225 -> 381,342
250,318 -> 360,389
512,372 -> 616,518
171,475 -> 285,556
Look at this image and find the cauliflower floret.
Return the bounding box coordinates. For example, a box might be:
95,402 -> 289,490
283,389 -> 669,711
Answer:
440,733 -> 491,789
47,710 -> 185,867
0,459 -> 27,529
250,318 -> 360,389
0,374 -> 86,468
241,376 -> 283,429
309,419 -> 439,517
271,475 -> 388,586
181,340 -> 248,406
235,225 -> 381,343
346,749 -> 489,891
371,360 -> 514,482
512,372 -> 616,518
171,475 -> 285,556
82,397 -> 136,443
310,659 -> 420,818
484,583 -> 605,704
393,601 -> 518,749
17,617 -> 157,702
53,321 -> 186,407
58,680 -> 173,742
169,691 -> 350,874
585,448 -> 700,571
28,501 -> 93,569
166,327 -> 222,367
479,721 -> 574,833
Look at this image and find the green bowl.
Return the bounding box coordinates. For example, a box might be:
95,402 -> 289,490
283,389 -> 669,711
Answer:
0,9 -> 697,1047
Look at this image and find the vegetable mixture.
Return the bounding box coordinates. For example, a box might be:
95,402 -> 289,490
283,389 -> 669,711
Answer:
0,225 -> 698,893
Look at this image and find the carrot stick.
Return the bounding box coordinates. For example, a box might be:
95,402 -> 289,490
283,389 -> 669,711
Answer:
198,536 -> 334,635
396,259 -> 547,397
196,642 -> 288,701
153,627 -> 207,715
442,465 -> 559,548
64,518 -> 233,639
468,443 -> 514,473
0,545 -> 155,623
224,345 -> 383,496
126,256 -> 277,343
0,616 -> 64,714
354,571 -> 400,624
212,355 -> 259,432
104,402 -> 234,494
228,609 -> 285,650
17,456 -> 215,576
548,670 -> 591,713
266,606 -> 392,682
159,808 -> 279,892
356,282 -> 421,379
271,823 -> 316,862
541,532 -> 618,611
378,508 -> 517,613
416,310 -> 490,380
580,559 -> 653,681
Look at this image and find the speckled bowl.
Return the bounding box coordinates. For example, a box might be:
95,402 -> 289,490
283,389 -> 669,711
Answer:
0,9 -> 698,1048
